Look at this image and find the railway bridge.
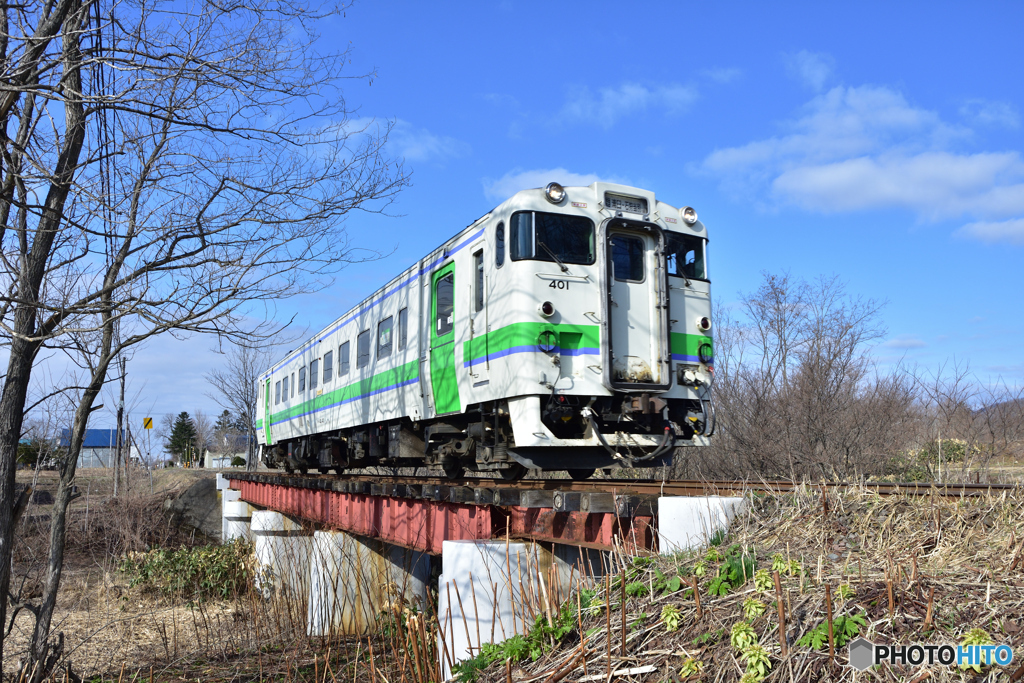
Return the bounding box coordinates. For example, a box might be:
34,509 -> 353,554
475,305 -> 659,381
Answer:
218,472 -> 1009,676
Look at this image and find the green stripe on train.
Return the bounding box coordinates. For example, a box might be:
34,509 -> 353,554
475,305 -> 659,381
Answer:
463,322 -> 601,363
671,332 -> 713,358
268,360 -> 419,425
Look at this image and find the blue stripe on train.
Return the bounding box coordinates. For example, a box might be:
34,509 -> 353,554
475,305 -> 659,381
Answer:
463,345 -> 600,368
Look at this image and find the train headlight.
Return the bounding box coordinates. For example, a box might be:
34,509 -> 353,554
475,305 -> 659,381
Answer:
539,301 -> 555,317
545,182 -> 566,204
696,316 -> 711,332
681,206 -> 698,225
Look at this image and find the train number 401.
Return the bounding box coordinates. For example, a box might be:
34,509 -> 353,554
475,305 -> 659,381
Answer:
548,279 -> 570,290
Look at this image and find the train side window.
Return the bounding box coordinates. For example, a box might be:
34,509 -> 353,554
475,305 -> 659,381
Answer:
510,212 -> 532,260
473,250 -> 484,312
665,233 -> 707,280
310,359 -> 319,389
323,350 -> 333,383
357,330 -> 371,368
339,341 -> 350,376
610,235 -> 645,282
299,367 -> 306,391
435,273 -> 454,335
282,375 -> 289,400
495,222 -> 505,267
398,308 -> 408,350
275,381 -> 281,405
291,373 -> 295,397
377,316 -> 393,359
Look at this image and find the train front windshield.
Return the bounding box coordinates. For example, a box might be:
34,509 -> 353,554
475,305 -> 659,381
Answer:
665,233 -> 706,280
510,211 -> 595,265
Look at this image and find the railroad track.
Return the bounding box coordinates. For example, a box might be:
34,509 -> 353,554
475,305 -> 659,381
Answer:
225,471 -> 1021,503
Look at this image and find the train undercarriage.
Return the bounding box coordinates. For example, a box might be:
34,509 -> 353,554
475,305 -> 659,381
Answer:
261,392 -> 709,480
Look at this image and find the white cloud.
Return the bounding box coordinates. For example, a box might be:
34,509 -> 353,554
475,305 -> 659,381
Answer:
784,50 -> 835,91
960,99 -> 1020,129
704,86 -> 959,178
388,120 -> 470,163
334,117 -> 469,164
701,67 -> 742,84
482,168 -> 625,202
882,335 -> 927,349
700,84 -> 1024,236
955,218 -> 1024,245
560,82 -> 698,129
771,152 -> 1024,218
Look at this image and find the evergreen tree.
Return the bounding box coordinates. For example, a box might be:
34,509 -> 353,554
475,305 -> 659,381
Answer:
167,412 -> 198,465
212,410 -> 240,453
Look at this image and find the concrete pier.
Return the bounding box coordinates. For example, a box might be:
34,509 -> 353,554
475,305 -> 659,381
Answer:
438,540 -> 531,678
251,510 -> 313,606
657,496 -> 745,553
436,540 -> 610,678
221,490 -> 257,542
308,529 -> 431,636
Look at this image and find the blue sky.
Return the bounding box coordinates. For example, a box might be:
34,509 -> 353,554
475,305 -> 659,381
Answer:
98,1 -> 1024,427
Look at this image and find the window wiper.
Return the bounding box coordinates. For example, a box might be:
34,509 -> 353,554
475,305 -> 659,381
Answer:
537,240 -> 570,273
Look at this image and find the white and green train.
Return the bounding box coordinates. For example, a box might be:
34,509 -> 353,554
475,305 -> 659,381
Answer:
256,181 -> 714,480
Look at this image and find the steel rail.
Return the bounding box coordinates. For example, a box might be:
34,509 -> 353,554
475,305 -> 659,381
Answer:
224,472 -> 1021,498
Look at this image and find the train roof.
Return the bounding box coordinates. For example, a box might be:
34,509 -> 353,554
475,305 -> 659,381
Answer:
262,181 -> 706,378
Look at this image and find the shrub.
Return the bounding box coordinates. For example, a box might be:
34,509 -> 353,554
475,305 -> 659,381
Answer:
730,621 -> 757,650
719,545 -> 757,587
661,604 -> 682,632
679,657 -> 704,678
119,538 -> 253,601
742,598 -> 766,620
796,612 -> 866,650
740,643 -> 771,679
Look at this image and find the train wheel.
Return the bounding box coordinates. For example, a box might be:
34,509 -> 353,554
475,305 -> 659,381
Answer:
498,463 -> 527,482
442,463 -> 465,480
567,468 -> 596,481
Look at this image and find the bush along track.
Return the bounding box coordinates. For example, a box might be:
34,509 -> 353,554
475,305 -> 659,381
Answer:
458,486 -> 1024,683
119,538 -> 254,602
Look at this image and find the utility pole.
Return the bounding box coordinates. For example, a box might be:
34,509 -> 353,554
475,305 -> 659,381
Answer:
113,355 -> 126,497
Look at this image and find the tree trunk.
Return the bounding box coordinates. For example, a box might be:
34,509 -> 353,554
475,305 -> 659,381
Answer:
24,319 -> 114,682
0,0 -> 88,670
0,320 -> 43,673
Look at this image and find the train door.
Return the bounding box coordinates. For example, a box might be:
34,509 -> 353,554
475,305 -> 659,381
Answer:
430,263 -> 461,414
264,379 -> 273,445
606,228 -> 668,388
468,246 -> 489,386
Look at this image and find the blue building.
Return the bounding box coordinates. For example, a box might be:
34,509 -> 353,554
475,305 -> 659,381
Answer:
58,429 -> 140,468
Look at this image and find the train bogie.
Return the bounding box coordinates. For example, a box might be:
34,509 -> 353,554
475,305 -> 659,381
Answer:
257,182 -> 714,479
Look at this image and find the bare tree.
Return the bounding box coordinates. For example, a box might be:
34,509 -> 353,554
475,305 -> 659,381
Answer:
0,0 -> 408,675
191,409 -> 214,466
682,272 -> 918,481
977,380 -> 1024,464
205,341 -> 280,470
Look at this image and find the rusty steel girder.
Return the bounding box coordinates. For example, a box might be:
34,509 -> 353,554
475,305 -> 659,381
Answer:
502,507 -> 656,553
230,479 -> 658,554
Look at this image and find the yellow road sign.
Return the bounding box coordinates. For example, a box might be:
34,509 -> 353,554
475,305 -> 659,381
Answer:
143,417 -> 153,429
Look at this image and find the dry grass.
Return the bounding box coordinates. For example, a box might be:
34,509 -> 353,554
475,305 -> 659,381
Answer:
8,470 -> 1024,682
473,485 -> 1024,683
